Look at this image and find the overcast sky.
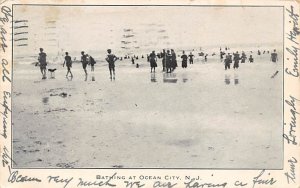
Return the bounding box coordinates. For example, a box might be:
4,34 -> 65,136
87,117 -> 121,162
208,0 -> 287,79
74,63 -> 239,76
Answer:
13,6 -> 283,55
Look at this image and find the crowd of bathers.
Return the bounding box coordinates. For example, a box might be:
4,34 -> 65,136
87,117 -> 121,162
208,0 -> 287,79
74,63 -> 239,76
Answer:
36,47 -> 279,79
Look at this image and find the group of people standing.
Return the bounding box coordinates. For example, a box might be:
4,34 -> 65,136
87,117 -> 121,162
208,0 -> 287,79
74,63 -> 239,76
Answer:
36,48 -> 104,79
223,49 -> 278,70
62,51 -> 97,77
223,51 -> 252,70
147,49 -> 195,73
180,51 -> 194,68
78,51 -> 97,75
146,49 -> 176,73
78,49 -> 116,78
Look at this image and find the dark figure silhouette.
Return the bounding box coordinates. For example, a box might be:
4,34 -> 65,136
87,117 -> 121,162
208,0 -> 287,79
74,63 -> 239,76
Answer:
63,52 -> 73,77
189,52 -> 194,64
81,51 -> 88,75
149,51 -> 157,73
166,50 -> 172,73
38,48 -> 47,79
171,49 -> 177,71
89,55 -> 96,72
105,49 -> 117,78
233,52 -> 240,69
161,49 -> 167,72
249,55 -> 254,63
224,54 -> 231,70
181,51 -> 188,68
271,49 -> 278,63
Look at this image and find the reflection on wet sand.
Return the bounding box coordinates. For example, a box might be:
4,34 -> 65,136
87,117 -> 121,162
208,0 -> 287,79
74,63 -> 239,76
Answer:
151,73 -> 157,82
234,74 -> 239,85
110,76 -> 115,82
92,76 -> 95,81
182,73 -> 188,83
49,71 -> 56,79
224,74 -> 239,85
66,76 -> 73,81
225,74 -> 231,85
163,73 -> 177,83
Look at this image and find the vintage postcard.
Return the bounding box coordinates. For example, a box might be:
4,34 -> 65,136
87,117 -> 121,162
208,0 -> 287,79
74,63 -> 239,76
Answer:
0,0 -> 299,187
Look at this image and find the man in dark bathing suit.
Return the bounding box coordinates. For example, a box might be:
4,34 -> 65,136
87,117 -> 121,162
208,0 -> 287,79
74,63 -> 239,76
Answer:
63,52 -> 73,77
106,49 -> 118,79
38,48 -> 47,79
81,51 -> 88,75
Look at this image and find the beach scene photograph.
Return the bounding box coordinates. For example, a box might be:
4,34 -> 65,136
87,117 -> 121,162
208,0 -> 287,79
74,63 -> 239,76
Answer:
12,5 -> 283,168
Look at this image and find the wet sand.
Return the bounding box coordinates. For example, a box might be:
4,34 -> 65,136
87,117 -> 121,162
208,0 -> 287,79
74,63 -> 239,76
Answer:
12,54 -> 283,168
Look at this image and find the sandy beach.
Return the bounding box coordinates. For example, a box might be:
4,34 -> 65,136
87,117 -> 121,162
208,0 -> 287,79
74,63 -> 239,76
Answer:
12,50 -> 283,169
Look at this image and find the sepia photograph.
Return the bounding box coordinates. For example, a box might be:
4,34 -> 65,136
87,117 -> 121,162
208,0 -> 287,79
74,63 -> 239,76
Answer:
12,5 -> 284,169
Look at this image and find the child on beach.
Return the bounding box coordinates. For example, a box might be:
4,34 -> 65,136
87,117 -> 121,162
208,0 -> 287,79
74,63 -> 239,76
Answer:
81,51 -> 88,75
38,48 -> 47,79
63,52 -> 73,77
249,55 -> 254,63
105,49 -> 117,78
